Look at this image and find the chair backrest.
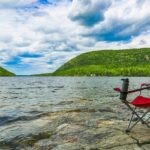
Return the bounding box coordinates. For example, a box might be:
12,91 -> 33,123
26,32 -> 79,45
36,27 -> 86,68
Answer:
120,78 -> 129,101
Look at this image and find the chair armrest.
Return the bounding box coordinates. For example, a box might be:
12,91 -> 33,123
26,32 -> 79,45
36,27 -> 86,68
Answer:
141,83 -> 150,87
114,87 -> 121,92
114,83 -> 150,94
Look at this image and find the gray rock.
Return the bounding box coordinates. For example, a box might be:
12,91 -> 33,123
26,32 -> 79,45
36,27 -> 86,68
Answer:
141,144 -> 150,150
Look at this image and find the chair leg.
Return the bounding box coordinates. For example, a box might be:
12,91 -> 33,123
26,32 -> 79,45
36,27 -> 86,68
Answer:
126,109 -> 150,132
125,107 -> 141,132
124,104 -> 150,132
144,109 -> 150,124
126,107 -> 136,132
138,108 -> 150,128
125,103 -> 145,124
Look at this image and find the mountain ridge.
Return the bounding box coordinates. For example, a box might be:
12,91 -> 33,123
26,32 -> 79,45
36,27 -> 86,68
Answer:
34,48 -> 150,76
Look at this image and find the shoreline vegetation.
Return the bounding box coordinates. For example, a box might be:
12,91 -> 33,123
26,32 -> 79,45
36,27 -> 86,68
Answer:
0,67 -> 15,76
34,48 -> 150,77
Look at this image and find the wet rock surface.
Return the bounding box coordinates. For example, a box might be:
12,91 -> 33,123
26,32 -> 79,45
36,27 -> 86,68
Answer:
0,99 -> 150,150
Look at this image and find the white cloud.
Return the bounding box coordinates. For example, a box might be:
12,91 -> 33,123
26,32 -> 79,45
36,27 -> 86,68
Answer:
0,0 -> 36,8
69,0 -> 111,26
0,0 -> 150,75
78,0 -> 150,41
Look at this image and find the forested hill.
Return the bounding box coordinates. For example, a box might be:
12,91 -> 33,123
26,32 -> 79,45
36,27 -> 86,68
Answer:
0,67 -> 15,76
51,48 -> 150,76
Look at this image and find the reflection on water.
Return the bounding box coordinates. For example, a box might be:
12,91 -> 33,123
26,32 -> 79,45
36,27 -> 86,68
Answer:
0,77 -> 150,142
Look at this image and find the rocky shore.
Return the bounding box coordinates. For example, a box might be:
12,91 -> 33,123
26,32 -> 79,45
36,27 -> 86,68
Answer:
0,99 -> 150,150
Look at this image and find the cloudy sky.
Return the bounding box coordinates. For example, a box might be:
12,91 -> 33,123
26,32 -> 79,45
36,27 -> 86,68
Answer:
0,0 -> 150,75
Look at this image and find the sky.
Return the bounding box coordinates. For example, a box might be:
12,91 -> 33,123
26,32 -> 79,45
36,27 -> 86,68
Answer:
0,0 -> 150,75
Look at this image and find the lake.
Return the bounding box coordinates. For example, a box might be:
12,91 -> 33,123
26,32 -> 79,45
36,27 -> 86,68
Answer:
0,77 -> 150,149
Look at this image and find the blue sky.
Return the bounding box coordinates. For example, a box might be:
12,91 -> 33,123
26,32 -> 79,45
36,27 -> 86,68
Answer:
0,0 -> 150,75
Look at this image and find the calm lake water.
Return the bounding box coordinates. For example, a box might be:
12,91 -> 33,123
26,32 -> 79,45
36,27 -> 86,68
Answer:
0,77 -> 150,145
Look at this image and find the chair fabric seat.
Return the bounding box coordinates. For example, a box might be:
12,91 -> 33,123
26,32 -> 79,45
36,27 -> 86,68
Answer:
130,96 -> 150,108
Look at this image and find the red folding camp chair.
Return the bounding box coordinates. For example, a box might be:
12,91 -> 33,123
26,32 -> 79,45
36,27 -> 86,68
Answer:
114,78 -> 150,132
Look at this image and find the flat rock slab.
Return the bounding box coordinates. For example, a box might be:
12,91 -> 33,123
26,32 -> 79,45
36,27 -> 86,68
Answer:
142,144 -> 150,150
129,126 -> 150,144
109,144 -> 143,150
0,106 -> 150,149
33,112 -> 150,150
